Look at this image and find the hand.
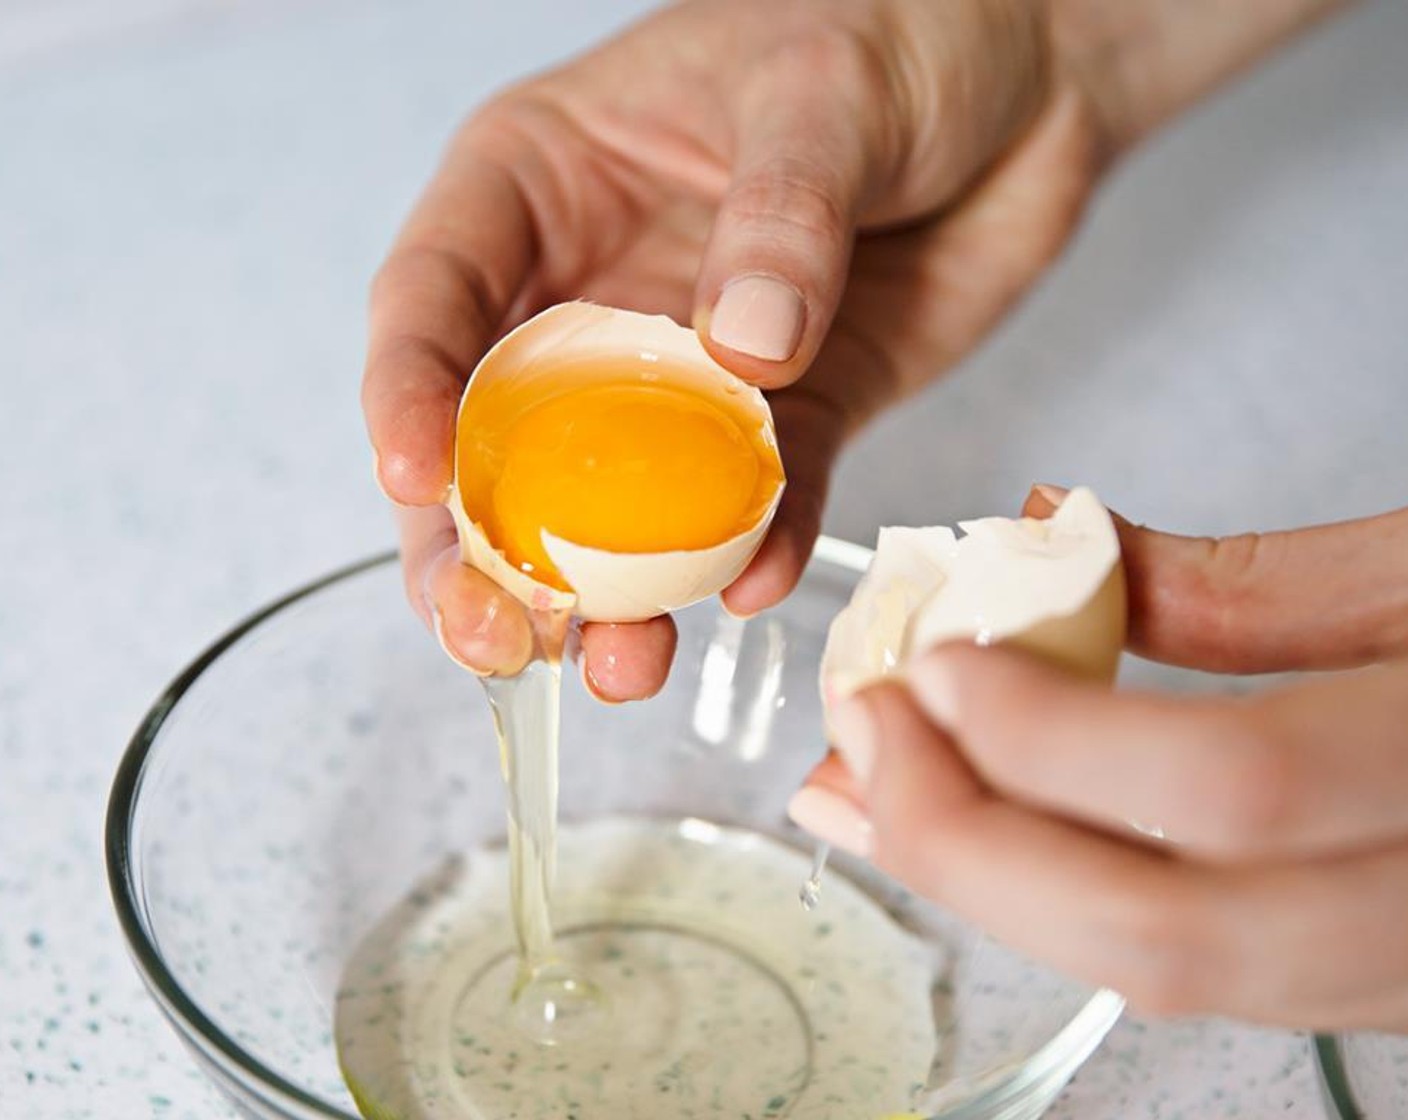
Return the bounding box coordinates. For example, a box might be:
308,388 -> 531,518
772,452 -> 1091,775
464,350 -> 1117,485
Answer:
362,0 -> 1110,696
791,487 -> 1408,1030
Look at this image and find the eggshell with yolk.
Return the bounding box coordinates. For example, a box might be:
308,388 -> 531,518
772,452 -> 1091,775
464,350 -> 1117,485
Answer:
445,301 -> 785,622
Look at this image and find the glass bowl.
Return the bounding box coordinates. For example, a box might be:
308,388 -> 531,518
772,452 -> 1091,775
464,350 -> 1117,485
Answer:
106,540 -> 1122,1120
1317,1032 -> 1408,1119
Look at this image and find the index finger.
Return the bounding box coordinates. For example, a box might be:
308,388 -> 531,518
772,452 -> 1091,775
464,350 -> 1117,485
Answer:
363,122 -> 538,505
1023,486 -> 1408,673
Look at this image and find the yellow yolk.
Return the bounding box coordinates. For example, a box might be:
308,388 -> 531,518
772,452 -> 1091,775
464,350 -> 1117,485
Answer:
459,371 -> 781,592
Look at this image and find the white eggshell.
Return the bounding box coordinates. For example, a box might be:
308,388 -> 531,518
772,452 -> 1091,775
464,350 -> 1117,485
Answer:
822,487 -> 1127,709
445,302 -> 785,622
446,495 -> 575,615
541,487 -> 781,622
819,526 -> 957,707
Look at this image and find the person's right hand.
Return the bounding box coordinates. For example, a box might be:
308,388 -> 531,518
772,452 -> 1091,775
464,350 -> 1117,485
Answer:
361,0 -> 1142,697
793,489 -> 1408,1030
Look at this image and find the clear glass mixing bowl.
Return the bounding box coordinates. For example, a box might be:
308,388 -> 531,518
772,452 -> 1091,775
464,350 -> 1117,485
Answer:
106,540 -> 1122,1120
1316,1032 -> 1408,1119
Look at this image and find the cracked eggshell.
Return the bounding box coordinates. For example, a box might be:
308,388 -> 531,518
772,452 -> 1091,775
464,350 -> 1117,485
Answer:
819,525 -> 958,708
445,301 -> 785,622
822,487 -> 1127,711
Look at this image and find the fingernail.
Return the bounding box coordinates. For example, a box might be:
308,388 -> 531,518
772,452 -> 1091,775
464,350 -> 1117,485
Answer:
430,603 -> 491,677
709,274 -> 805,362
828,695 -> 876,786
1032,483 -> 1069,508
372,449 -> 411,508
720,597 -> 759,622
787,787 -> 873,858
579,657 -> 622,706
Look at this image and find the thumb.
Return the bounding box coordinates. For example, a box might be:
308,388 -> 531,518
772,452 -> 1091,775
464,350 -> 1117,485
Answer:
1025,485 -> 1408,672
693,32 -> 885,387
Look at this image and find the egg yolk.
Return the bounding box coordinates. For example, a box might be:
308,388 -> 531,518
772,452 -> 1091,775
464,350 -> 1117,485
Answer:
461,374 -> 780,592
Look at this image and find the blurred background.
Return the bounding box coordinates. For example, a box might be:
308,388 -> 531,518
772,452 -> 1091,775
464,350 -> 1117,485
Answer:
2,1 -> 1406,1116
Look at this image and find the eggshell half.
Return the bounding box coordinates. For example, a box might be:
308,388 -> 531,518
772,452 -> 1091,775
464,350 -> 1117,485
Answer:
822,487 -> 1127,709
446,301 -> 785,622
819,526 -> 957,706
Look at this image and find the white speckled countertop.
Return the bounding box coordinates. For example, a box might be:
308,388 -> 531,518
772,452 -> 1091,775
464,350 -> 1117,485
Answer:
2,1 -> 1406,1116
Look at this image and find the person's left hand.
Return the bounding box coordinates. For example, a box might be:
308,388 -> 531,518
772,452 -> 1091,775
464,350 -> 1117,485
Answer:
790,486 -> 1408,1030
361,0 -> 1106,700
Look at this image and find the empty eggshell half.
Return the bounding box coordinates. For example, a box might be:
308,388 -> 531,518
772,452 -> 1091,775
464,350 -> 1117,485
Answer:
445,301 -> 785,622
821,487 -> 1127,709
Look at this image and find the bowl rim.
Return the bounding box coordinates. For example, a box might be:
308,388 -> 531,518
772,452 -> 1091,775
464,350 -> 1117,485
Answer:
105,537 -> 1120,1120
106,550 -> 395,1119
1314,1032 -> 1378,1120
1314,1035 -> 1353,1120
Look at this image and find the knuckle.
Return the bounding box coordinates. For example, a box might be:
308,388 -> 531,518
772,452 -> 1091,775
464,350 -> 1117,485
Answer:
453,88 -> 544,150
368,250 -> 416,309
726,163 -> 851,252
1177,533 -> 1272,669
772,26 -> 888,101
372,242 -> 500,343
1198,712 -> 1300,854
1146,707 -> 1297,858
1101,880 -> 1221,1016
766,24 -> 909,193
1205,531 -> 1266,584
378,330 -> 458,383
